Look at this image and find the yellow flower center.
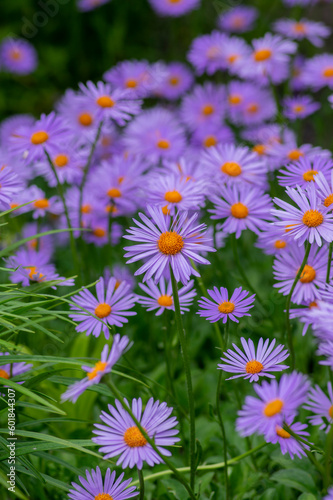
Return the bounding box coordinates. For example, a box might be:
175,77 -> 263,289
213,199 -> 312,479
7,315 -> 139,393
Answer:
94,303 -> 111,318
274,239 -> 287,249
329,405 -> 333,418
324,193 -> 333,207
309,301 -> 318,308
232,16 -> 244,28
218,301 -> 235,314
157,139 -> 170,149
221,161 -> 242,177
276,426 -> 291,439
293,104 -> 305,113
78,112 -> 93,126
31,131 -> 49,145
123,426 -> 147,447
228,94 -> 242,105
202,104 -> 215,116
162,205 -> 170,215
0,369 -> 10,379
169,76 -> 180,86
299,264 -> 316,283
95,494 -> 113,500
253,144 -> 266,155
158,231 -> 184,255
303,169 -> 318,182
227,54 -> 239,64
263,398 -> 284,417
34,198 -> 49,209
246,103 -> 259,114
245,360 -> 263,374
231,202 -> 249,219
54,154 -> 69,168
164,190 -> 182,203
27,266 -> 44,281
93,228 -> 106,238
207,46 -> 220,59
107,187 -> 121,198
323,67 -> 333,78
293,22 -> 306,33
87,361 -> 108,380
81,203 -> 92,214
157,295 -> 173,307
254,48 -> 272,62
288,149 -> 303,161
302,209 -> 324,227
96,96 -> 114,108
10,48 -> 22,60
204,135 -> 217,147
125,79 -> 137,88
169,0 -> 181,3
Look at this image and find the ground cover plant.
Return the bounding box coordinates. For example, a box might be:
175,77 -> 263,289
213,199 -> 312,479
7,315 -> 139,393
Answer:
1,0 -> 333,499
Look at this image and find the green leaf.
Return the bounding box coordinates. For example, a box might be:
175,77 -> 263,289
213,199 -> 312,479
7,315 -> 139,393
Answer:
271,469 -> 317,494
298,494 -> 318,500
161,478 -> 189,500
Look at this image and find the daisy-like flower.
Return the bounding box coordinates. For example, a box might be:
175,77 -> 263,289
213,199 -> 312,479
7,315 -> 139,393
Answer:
282,95 -> 320,121
314,170 -> 333,209
0,166 -> 23,211
153,62 -> 193,100
256,221 -> 289,256
301,54 -> 333,90
219,36 -> 251,75
226,82 -> 276,126
78,81 -> 142,125
236,372 -> 310,440
273,244 -> 330,305
0,114 -> 34,150
92,397 -> 180,469
82,218 -> 122,247
209,184 -> 273,239
62,334 -> 130,403
218,6 -> 258,33
268,139 -> 330,170
304,382 -> 333,433
272,184 -> 333,247
104,60 -> 152,98
180,83 -> 226,131
197,286 -> 255,324
68,466 -> 138,500
148,0 -> 200,17
218,337 -> 289,382
137,277 -> 196,316
77,0 -> 111,11
201,143 -> 268,189
22,222 -> 54,257
104,264 -> 136,292
274,18 -> 330,47
123,205 -> 215,285
0,37 -> 37,75
124,108 -> 186,162
57,91 -> 99,140
268,420 -> 310,460
11,185 -> 62,219
35,143 -> 85,187
317,342 -> 333,370
277,157 -> 332,189
190,122 -> 234,151
69,277 -> 136,339
187,31 -> 226,75
0,352 -> 32,380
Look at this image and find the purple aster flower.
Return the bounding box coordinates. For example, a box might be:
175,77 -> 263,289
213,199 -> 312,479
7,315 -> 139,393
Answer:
317,341 -> 333,370
236,372 -> 310,440
209,184 -> 273,239
289,300 -> 319,336
268,420 -> 310,460
301,54 -> 333,90
137,277 -> 196,315
187,31 -> 226,75
62,334 -> 130,403
123,206 -> 215,285
0,114 -> 34,150
148,0 -> 200,17
197,286 -> 255,324
180,83 -> 226,131
104,265 -> 136,292
9,112 -> 70,163
11,185 -> 62,219
314,170 -> 333,209
304,382 -> 333,433
272,184 -> 333,246
153,62 -> 193,100
238,33 -> 297,85
35,143 -> 86,187
0,352 -> 32,380
273,244 -> 330,305
190,123 -> 234,151
21,222 -> 54,258
218,337 -> 289,382
0,166 -> 23,210
201,143 -> 268,189
307,298 -> 333,344
218,6 -> 258,33
68,466 -> 138,500
0,37 -> 37,75
92,397 -> 180,469
290,55 -> 307,92
82,217 -> 122,247
226,82 -> 277,126
124,108 -> 186,162
57,90 -> 100,140
69,277 -> 137,339
78,81 -> 142,125
256,221 -> 289,256
283,95 -> 320,121
269,140 -> 331,170
277,157 -> 332,188
219,36 -> 251,75
77,0 -> 111,11
273,18 -> 330,47
104,60 -> 152,98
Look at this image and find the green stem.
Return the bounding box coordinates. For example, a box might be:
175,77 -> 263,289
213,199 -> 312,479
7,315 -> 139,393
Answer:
216,370 -> 230,500
106,379 -> 196,500
131,442 -> 267,486
170,268 -> 196,492
284,424 -> 325,477
325,423 -> 333,490
285,241 -> 311,370
326,242 -> 333,283
137,467 -> 144,500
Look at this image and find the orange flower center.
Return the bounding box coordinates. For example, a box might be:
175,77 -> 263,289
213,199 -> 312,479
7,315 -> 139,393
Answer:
324,193 -> 333,207
157,295 -> 173,307
0,369 -> 10,379
247,103 -> 259,114
107,188 -> 121,198
288,149 -> 304,161
169,76 -> 180,86
162,205 -> 170,215
81,203 -> 92,214
87,361 -> 108,380
218,301 -> 235,314
10,48 -> 22,60
157,139 -> 170,149
221,161 -> 242,177
96,96 -> 114,108
125,79 -> 137,88
204,135 -> 217,147
302,209 -> 323,227
123,426 -> 147,447
293,22 -> 306,33
303,169 -> 318,182
309,301 -> 318,308
158,231 -> 184,255
94,303 -> 111,318
207,46 -> 220,59
329,405 -> 333,418
323,67 -> 333,78
276,426 -> 291,439
263,398 -> 284,417
78,112 -> 93,126
93,228 -> 106,238
164,190 -> 182,203
227,54 -> 239,64
293,104 -> 305,113
245,360 -> 263,374
31,131 -> 49,145
274,239 -> 286,249
34,198 -> 49,209
231,202 -> 249,219
254,48 -> 272,62
228,94 -> 242,105
202,104 -> 215,116
299,264 -> 316,283
253,144 -> 266,155
54,154 -> 69,168
95,494 -> 113,500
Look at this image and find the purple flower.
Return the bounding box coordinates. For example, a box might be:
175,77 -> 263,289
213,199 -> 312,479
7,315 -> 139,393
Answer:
187,31 -> 227,75
137,277 -> 196,315
104,60 -> 152,98
268,421 -> 310,460
92,397 -> 180,468
0,37 -> 37,75
62,334 -> 130,403
0,352 -> 32,380
153,62 -> 193,100
272,184 -> 333,247
11,185 -> 62,219
209,184 -> 273,239
22,222 -> 54,258
218,337 -> 289,382
197,286 -> 255,324
277,157 -> 332,188
0,114 -> 34,151
82,218 -> 122,247
35,143 -> 86,187
104,264 -> 136,292
124,206 -> 215,285
314,170 -> 333,209
218,36 -> 251,75
301,54 -> 333,90
57,91 -> 99,140
0,166 -> 23,211
218,6 -> 258,33
236,372 -> 310,440
77,0 -> 111,11
69,277 -> 137,339
190,123 -> 234,151
148,0 -> 200,17
304,382 -> 333,433
68,466 -> 138,500
317,342 -> 333,370
226,82 -> 277,126
256,221 -> 289,256
180,83 -> 226,131
273,18 -> 330,47
282,95 -> 320,121
268,140 -> 330,170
